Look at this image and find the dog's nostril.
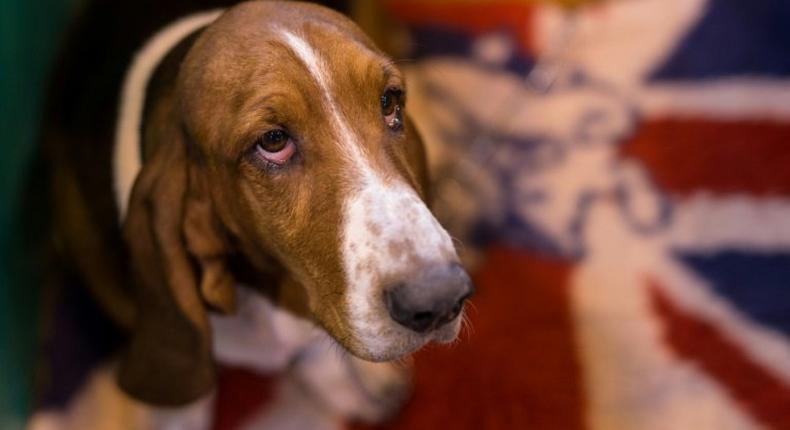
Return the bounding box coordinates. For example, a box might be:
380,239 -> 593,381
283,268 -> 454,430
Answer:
446,293 -> 470,322
411,311 -> 438,332
385,288 -> 438,333
413,311 -> 435,323
450,300 -> 463,316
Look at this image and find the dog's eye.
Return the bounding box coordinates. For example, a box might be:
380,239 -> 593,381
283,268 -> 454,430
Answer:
255,129 -> 296,166
381,88 -> 403,131
260,129 -> 288,151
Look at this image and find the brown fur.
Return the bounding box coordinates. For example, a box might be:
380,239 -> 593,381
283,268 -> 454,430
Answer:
116,1 -> 430,405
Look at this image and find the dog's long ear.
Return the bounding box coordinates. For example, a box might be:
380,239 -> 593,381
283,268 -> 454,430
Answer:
117,120 -> 235,406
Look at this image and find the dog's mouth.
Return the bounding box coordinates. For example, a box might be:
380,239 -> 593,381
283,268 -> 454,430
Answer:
342,309 -> 467,362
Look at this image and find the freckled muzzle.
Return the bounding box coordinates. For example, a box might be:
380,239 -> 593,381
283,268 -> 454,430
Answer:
341,168 -> 466,357
384,263 -> 474,333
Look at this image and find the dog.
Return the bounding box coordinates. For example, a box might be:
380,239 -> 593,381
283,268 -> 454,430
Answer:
29,1 -> 472,428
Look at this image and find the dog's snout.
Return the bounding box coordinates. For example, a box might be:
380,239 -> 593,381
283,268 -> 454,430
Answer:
384,264 -> 474,333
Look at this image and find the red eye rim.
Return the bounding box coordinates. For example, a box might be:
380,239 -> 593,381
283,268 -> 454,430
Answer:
255,129 -> 296,166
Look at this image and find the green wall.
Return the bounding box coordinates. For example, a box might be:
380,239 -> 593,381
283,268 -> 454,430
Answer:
0,0 -> 75,427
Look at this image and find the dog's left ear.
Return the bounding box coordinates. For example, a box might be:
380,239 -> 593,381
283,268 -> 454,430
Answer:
184,152 -> 237,314
118,118 -> 235,405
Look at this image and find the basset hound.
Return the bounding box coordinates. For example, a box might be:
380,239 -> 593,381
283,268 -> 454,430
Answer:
30,1 -> 472,428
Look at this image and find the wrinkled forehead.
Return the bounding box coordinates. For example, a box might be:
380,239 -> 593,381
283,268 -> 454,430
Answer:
267,22 -> 400,110
185,4 -> 393,99
179,4 -> 396,147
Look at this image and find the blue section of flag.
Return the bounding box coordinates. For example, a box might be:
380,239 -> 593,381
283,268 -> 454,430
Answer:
650,0 -> 790,80
678,251 -> 790,335
408,26 -> 535,76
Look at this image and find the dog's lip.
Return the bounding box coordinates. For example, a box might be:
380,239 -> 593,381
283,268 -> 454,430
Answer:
344,291 -> 466,360
346,316 -> 462,362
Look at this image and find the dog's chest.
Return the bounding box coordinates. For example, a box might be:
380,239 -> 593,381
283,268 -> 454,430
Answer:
211,287 -> 324,371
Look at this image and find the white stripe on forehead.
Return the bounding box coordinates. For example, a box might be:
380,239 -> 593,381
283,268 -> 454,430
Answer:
283,26 -> 458,358
280,30 -> 368,169
281,28 -> 459,358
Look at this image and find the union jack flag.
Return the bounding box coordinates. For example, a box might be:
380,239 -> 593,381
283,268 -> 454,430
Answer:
213,0 -> 790,428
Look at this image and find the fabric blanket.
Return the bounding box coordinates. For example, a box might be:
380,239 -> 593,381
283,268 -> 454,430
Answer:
35,0 -> 790,429
351,0 -> 790,428
216,0 -> 790,428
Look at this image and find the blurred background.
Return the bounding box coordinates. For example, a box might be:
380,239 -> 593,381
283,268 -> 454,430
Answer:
3,0 -> 790,429
1,1 -> 75,428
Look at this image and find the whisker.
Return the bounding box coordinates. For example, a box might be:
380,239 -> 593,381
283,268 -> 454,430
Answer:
465,300 -> 480,315
450,235 -> 466,251
461,312 -> 475,340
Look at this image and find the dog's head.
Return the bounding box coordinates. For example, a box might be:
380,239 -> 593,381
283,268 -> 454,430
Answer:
119,1 -> 472,405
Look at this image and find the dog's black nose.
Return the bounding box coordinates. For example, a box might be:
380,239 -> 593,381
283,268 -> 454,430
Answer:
384,263 -> 474,333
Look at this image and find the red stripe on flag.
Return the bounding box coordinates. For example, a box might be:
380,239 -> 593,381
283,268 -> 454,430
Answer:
621,118 -> 790,196
649,280 -> 790,429
357,247 -> 585,430
212,366 -> 275,430
383,1 -> 536,56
